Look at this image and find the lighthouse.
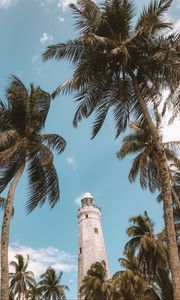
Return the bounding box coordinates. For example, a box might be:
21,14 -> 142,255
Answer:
77,192 -> 109,298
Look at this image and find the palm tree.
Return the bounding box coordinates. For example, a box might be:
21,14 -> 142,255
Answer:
42,1 -> 180,296
124,212 -> 168,278
0,76 -> 66,300
79,261 -> 112,300
38,267 -> 69,299
9,254 -> 36,300
115,253 -> 172,300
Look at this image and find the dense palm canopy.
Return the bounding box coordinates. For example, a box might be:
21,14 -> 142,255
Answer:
43,0 -> 179,138
125,212 -> 168,277
79,260 -> 112,300
9,254 -> 36,299
38,268 -> 69,299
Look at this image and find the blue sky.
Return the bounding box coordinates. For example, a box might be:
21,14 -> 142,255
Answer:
0,0 -> 179,298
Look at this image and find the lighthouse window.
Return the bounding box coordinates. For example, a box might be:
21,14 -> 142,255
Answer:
94,228 -> 99,234
86,214 -> 88,218
79,247 -> 82,254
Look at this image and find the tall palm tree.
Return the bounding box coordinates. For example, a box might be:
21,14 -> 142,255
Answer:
79,261 -> 112,300
42,1 -> 180,296
9,254 -> 36,300
125,212 -> 168,278
0,76 -> 66,300
38,267 -> 69,299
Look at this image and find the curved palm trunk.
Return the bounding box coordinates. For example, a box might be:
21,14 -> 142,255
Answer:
131,75 -> 180,300
1,163 -> 25,300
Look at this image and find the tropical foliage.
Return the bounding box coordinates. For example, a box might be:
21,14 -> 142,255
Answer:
117,123 -> 180,194
8,255 -> 69,300
79,260 -> 112,300
79,212 -> 176,300
38,267 -> 69,299
43,0 -> 180,296
0,76 -> 66,300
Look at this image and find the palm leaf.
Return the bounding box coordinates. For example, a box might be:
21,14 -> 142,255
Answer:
136,0 -> 172,33
70,0 -> 102,33
26,153 -> 47,213
29,84 -> 51,131
42,134 -> 66,154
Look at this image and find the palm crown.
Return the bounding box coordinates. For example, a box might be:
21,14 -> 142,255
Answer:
125,212 -> 168,277
9,254 -> 36,299
38,267 -> 69,300
43,0 -> 179,138
117,123 -> 180,193
0,75 -> 66,212
79,260 -> 112,300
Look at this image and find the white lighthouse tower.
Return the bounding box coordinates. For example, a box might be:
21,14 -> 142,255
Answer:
77,192 -> 109,298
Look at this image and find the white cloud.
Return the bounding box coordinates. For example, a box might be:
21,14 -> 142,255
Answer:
9,244 -> 77,278
158,89 -> 180,143
66,156 -> 79,170
32,54 -> 39,63
75,193 -> 84,206
58,16 -> 65,22
57,0 -> 77,11
40,0 -> 55,6
40,32 -> 53,44
0,0 -> 14,8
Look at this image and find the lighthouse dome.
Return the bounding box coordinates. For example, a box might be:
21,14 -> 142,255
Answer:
81,192 -> 95,207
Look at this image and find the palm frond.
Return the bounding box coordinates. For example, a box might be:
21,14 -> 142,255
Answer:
29,84 -> 51,131
42,134 -> 66,154
44,162 -> 60,208
6,75 -> 28,133
102,0 -> 135,39
136,0 -> 172,34
42,39 -> 85,63
70,0 -> 102,33
117,140 -> 145,159
26,153 -> 47,213
91,98 -> 111,139
0,129 -> 20,152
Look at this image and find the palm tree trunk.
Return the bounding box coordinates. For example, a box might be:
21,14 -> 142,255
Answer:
131,75 -> 180,300
1,163 -> 25,300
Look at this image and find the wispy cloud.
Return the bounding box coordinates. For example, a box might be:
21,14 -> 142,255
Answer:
57,0 -> 77,11
9,244 -> 77,278
66,156 -> 79,170
40,0 -> 55,6
58,16 -> 65,22
32,54 -> 39,63
40,32 -> 53,44
0,0 -> 14,8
